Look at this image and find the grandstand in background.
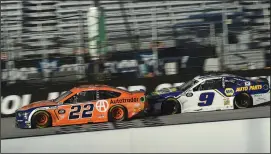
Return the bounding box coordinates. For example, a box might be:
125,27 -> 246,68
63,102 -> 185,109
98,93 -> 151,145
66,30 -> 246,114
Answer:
1,0 -> 270,70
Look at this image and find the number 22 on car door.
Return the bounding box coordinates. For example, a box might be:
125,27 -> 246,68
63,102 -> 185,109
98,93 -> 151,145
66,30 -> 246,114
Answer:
55,102 -> 94,125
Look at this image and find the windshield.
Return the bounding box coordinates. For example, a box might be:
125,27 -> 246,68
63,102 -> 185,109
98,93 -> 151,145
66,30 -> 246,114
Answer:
176,79 -> 199,92
54,91 -> 72,103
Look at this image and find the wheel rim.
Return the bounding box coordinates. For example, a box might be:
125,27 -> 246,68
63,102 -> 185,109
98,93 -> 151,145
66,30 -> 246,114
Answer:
112,107 -> 124,120
235,96 -> 249,108
240,100 -> 249,107
164,101 -> 176,114
36,114 -> 48,126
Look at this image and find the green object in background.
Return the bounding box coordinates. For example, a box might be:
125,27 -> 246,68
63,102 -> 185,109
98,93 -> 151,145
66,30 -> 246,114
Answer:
97,8 -> 107,55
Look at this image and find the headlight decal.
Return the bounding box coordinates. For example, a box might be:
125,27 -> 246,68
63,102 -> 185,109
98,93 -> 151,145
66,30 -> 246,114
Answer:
17,112 -> 22,117
23,112 -> 29,119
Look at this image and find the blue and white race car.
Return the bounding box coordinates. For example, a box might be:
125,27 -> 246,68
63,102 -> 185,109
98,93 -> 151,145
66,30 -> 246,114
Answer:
146,74 -> 270,115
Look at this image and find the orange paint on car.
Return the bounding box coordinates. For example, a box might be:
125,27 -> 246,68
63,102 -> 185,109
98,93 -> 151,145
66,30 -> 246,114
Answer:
18,85 -> 147,127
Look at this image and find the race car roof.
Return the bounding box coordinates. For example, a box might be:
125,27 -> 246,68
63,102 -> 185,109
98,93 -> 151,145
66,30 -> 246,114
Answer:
77,84 -> 108,88
194,74 -> 240,81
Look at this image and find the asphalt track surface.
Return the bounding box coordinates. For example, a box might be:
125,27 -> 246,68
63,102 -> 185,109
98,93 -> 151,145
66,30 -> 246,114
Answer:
1,105 -> 270,139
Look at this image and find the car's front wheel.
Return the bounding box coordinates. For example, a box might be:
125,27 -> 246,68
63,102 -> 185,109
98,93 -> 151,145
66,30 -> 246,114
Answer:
161,98 -> 181,115
31,111 -> 52,128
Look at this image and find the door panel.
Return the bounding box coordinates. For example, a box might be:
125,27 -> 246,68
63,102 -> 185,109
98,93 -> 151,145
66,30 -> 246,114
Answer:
54,90 -> 97,126
55,102 -> 95,126
181,79 -> 225,112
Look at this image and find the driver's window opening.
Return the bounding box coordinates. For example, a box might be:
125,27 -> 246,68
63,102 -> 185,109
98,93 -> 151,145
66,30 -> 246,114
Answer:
225,79 -> 238,88
63,90 -> 97,104
193,79 -> 222,91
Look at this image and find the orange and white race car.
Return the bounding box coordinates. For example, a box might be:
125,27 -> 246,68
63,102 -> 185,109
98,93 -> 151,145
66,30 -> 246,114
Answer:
15,85 -> 147,128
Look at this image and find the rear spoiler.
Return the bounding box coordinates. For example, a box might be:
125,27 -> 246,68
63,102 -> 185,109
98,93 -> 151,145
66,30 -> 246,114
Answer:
130,89 -> 146,93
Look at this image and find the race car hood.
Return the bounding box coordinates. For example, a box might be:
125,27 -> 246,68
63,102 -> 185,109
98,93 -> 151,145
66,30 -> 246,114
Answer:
148,87 -> 183,99
152,87 -> 182,95
18,100 -> 57,111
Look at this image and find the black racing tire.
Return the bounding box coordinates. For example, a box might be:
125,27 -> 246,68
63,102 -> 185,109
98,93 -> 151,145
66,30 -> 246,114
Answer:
31,111 -> 52,128
234,93 -> 253,109
108,105 -> 128,122
161,98 -> 181,115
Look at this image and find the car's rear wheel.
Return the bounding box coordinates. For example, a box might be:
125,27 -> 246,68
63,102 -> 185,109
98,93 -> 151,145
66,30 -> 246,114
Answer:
161,98 -> 181,115
31,111 -> 52,128
108,105 -> 127,122
234,93 -> 253,109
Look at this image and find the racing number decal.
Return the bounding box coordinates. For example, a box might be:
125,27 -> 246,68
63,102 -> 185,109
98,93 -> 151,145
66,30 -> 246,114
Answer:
69,105 -> 81,119
198,92 -> 215,107
82,104 -> 94,118
69,104 -> 94,119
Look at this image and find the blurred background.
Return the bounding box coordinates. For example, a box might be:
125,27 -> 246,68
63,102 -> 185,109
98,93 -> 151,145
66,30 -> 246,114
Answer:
1,0 -> 270,85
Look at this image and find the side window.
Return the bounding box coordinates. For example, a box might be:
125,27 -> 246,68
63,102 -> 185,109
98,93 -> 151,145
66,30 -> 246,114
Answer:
98,90 -> 121,99
77,90 -> 97,103
225,81 -> 236,88
63,90 -> 97,104
193,79 -> 222,91
225,79 -> 238,88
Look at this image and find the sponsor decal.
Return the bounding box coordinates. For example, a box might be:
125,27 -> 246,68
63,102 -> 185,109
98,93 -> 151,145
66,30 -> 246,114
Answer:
224,98 -> 230,105
236,85 -> 262,92
244,81 -> 251,86
58,109 -> 66,114
96,100 -> 109,112
254,94 -> 264,97
110,98 -> 139,104
224,88 -> 234,96
236,87 -> 248,92
249,85 -> 262,90
97,114 -> 105,118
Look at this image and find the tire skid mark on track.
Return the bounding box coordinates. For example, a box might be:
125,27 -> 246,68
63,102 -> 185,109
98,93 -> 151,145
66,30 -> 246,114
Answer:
1,105 -> 270,139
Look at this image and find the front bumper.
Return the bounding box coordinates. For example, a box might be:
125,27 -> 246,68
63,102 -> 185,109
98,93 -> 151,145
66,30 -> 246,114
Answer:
15,112 -> 32,129
15,119 -> 31,129
15,110 -> 33,129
